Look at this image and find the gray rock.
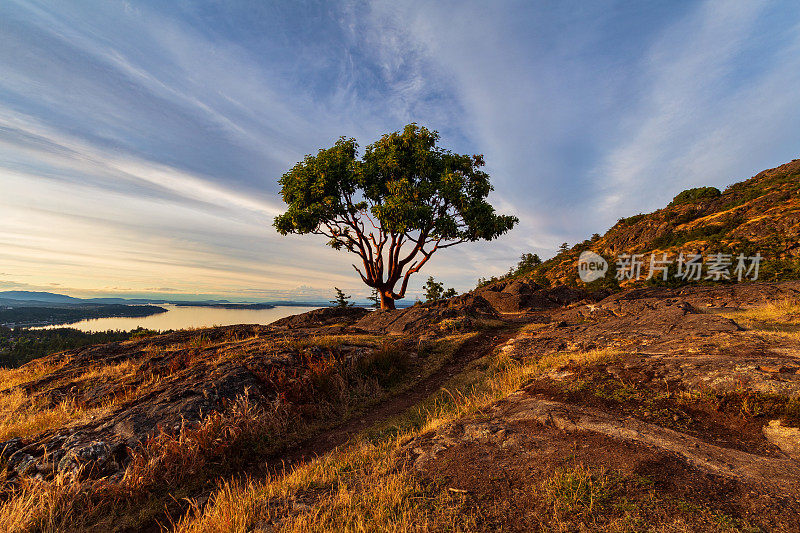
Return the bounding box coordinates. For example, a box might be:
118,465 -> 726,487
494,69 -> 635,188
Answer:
57,441 -> 113,475
8,450 -> 37,475
0,437 -> 23,460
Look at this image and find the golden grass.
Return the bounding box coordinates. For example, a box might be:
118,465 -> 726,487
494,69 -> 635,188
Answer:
77,360 -> 137,382
719,298 -> 800,332
0,473 -> 99,533
173,436 -> 447,533
0,357 -> 90,443
0,389 -> 112,442
0,358 -> 67,394
281,334 -> 385,351
0,329 -> 749,532
0,332 -> 474,532
0,354 -> 157,443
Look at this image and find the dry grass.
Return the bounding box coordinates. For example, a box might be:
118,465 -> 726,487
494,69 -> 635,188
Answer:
0,356 -> 152,442
77,360 -> 137,382
0,332 -> 459,531
719,298 -> 800,332
282,334 -> 385,351
173,436 -> 441,533
121,393 -> 290,493
0,393 -> 292,533
0,473 -> 100,533
0,359 -> 66,394
0,329 -> 745,532
0,389 -> 112,442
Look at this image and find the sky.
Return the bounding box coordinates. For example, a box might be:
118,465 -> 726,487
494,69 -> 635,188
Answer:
1,0 -> 800,301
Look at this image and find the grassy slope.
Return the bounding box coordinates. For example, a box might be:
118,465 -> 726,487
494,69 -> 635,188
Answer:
0,325 -> 481,532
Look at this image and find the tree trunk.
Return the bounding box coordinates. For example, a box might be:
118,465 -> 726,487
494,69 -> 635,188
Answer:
379,290 -> 396,310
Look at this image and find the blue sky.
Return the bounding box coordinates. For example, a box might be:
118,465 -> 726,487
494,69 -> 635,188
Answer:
1,0 -> 799,301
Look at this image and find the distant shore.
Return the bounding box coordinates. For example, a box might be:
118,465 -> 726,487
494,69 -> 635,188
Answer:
0,304 -> 168,328
172,302 -> 275,309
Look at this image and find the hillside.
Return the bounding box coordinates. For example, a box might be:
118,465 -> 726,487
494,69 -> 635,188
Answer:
528,158 -> 800,287
1,279 -> 800,531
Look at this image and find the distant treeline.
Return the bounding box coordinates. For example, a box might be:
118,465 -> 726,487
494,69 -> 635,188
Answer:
172,302 -> 275,309
0,326 -> 162,368
0,304 -> 167,327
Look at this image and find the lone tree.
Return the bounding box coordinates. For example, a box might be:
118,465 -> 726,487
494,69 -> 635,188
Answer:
274,124 -> 518,310
330,287 -> 353,308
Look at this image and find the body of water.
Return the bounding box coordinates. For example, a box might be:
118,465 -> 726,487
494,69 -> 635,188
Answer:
36,304 -> 321,332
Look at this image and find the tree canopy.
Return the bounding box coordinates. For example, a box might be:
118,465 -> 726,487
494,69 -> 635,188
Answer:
274,124 -> 518,309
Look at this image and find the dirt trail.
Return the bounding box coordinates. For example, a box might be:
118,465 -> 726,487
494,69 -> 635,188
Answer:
273,325 -> 522,468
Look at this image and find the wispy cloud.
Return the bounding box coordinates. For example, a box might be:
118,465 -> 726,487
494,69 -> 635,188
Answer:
594,1 -> 800,221
1,0 -> 799,299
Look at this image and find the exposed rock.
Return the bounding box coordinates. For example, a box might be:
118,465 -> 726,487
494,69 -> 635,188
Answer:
8,450 -> 37,475
475,280 -> 588,313
0,437 -> 23,460
354,294 -> 497,334
503,395 -> 800,496
270,306 -> 369,329
57,441 -> 116,476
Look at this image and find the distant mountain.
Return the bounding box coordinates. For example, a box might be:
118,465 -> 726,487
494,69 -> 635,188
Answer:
0,291 -> 410,309
0,291 -> 338,308
0,291 -> 83,303
83,297 -> 165,305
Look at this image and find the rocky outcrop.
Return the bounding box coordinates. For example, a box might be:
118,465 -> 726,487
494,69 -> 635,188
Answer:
270,306 -> 369,329
354,293 -> 498,334
531,158 -> 800,286
764,420 -> 800,461
0,322 -> 388,483
474,279 -> 589,313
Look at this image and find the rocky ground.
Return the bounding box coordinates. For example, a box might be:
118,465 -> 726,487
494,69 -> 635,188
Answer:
406,280 -> 800,531
2,280 -> 800,531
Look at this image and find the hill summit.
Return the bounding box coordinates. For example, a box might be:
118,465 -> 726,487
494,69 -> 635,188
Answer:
530,158 -> 800,287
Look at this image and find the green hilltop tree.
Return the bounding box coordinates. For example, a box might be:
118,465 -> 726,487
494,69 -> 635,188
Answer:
423,276 -> 444,302
274,124 -> 518,310
517,252 -> 541,271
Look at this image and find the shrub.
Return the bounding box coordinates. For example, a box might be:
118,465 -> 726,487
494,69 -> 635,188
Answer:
616,213 -> 646,227
758,258 -> 800,282
354,341 -> 411,387
668,187 -> 721,207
